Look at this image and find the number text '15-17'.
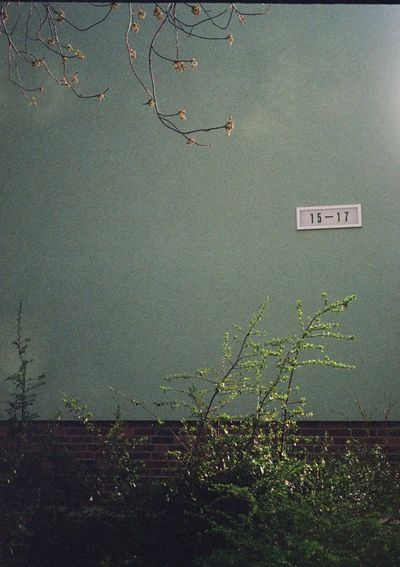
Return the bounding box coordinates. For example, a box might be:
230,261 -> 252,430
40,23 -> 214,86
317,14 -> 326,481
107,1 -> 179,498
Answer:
296,204 -> 362,230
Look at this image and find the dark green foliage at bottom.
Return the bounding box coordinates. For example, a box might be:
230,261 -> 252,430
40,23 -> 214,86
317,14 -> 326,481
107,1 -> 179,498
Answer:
2,294 -> 399,566
1,435 -> 400,567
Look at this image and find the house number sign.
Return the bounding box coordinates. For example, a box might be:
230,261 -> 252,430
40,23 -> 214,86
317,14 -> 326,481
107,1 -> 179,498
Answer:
296,204 -> 362,230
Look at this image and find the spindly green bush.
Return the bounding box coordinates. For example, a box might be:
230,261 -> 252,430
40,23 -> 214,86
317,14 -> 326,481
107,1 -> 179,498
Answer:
5,300 -> 46,424
1,293 -> 400,567
131,292 -> 357,483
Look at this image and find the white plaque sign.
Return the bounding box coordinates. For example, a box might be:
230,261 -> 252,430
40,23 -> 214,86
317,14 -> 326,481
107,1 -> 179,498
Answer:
296,204 -> 362,230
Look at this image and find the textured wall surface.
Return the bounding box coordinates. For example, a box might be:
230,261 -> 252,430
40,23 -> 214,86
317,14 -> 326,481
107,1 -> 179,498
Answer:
1,420 -> 400,478
0,4 -> 399,419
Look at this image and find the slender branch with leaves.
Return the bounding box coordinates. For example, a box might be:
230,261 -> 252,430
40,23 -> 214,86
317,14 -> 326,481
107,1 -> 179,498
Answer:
0,2 -> 268,146
5,300 -> 46,425
125,293 -> 356,481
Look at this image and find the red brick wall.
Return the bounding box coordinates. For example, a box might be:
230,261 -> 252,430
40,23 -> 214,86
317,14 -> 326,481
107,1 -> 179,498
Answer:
1,420 -> 400,477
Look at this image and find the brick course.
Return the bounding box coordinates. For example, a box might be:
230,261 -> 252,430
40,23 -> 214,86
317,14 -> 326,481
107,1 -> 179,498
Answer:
1,420 -> 400,477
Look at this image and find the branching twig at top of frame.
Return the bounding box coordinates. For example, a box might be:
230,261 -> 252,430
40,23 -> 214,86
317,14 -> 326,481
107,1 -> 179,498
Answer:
0,2 -> 269,146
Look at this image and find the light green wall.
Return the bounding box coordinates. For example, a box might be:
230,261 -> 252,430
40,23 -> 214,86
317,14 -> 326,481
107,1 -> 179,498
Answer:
1,4 -> 399,419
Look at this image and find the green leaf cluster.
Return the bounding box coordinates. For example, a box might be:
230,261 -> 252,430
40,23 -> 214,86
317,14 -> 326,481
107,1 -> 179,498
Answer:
149,293 -> 357,481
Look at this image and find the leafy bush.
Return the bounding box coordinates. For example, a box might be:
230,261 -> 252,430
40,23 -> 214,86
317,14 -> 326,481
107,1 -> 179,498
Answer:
1,293 -> 400,566
141,292 -> 357,484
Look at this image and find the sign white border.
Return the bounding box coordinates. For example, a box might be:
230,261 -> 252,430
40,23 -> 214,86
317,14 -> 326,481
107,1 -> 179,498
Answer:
296,204 -> 362,230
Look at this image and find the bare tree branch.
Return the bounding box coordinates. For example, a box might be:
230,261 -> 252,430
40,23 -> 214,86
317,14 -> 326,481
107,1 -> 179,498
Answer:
0,2 -> 268,145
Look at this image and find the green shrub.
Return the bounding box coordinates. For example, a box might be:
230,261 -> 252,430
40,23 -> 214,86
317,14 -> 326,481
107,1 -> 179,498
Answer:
2,293 -> 400,567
